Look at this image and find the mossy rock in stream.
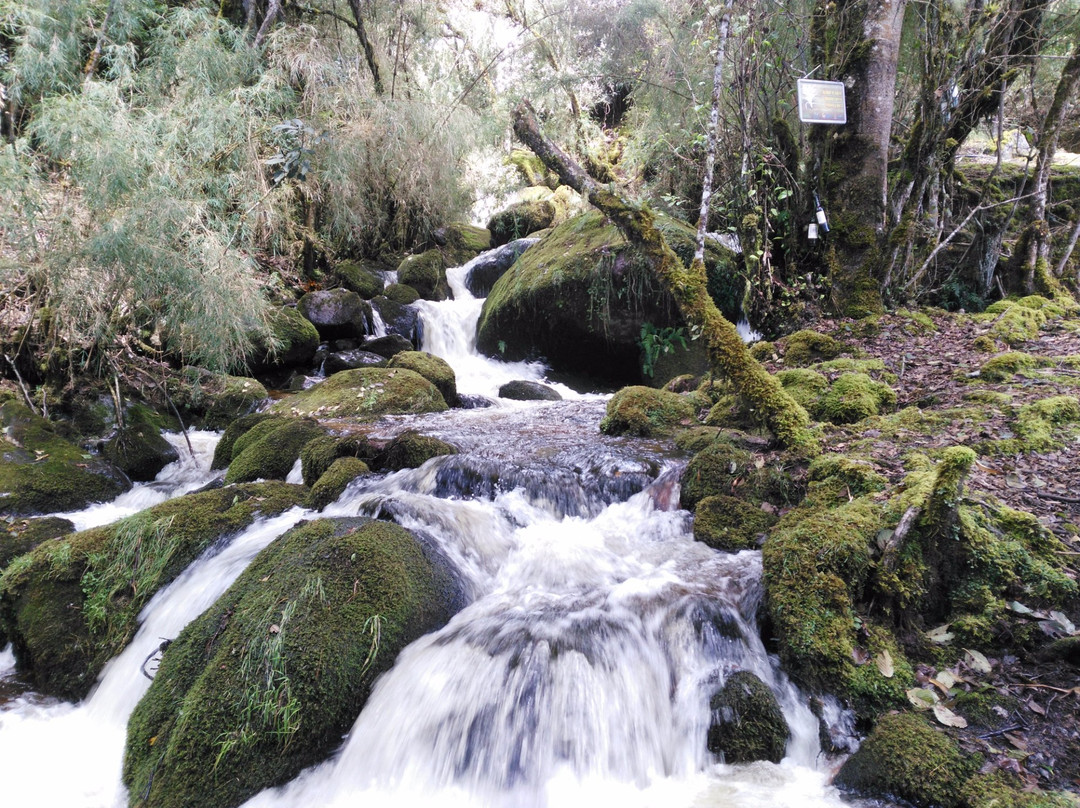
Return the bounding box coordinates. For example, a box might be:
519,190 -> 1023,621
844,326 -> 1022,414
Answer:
169,368 -> 269,430
223,418 -> 326,484
834,712 -> 979,808
335,260 -> 385,299
599,385 -> 697,437
0,402 -> 131,516
270,367 -> 448,420
475,209 -> 741,384
387,351 -> 459,407
248,306 -> 321,372
397,249 -> 449,301
706,671 -> 790,763
692,495 -> 776,551
379,430 -> 457,472
100,403 -> 180,482
212,413 -> 284,470
308,456 -> 371,509
0,481 -> 306,700
299,434 -> 380,487
679,439 -> 798,511
124,517 -> 465,808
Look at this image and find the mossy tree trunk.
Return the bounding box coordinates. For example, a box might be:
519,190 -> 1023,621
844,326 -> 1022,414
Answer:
512,102 -> 816,453
810,0 -> 906,317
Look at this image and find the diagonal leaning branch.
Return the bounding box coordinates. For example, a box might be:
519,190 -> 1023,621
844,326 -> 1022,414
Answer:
512,101 -> 817,454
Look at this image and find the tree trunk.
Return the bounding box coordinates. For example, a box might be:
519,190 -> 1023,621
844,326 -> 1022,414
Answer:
694,1 -> 734,263
512,102 -> 817,453
347,0 -> 385,96
812,0 -> 906,316
253,0 -> 282,49
1022,37 -> 1080,293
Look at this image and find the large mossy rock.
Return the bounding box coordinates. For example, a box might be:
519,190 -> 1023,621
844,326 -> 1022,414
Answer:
249,306 -> 320,371
101,404 -> 179,482
335,260 -> 385,299
834,712 -> 979,808
0,481 -> 306,700
124,518 -> 465,808
476,210 -> 740,384
487,196 -> 556,246
599,385 -> 696,437
308,456 -> 370,509
0,402 -> 130,516
706,671 -> 790,763
433,221 -> 491,267
223,418 -> 326,484
397,249 -> 450,301
297,288 -> 371,341
692,495 -> 776,551
387,350 -> 458,406
270,367 -> 448,419
170,368 -> 269,430
380,430 -> 457,472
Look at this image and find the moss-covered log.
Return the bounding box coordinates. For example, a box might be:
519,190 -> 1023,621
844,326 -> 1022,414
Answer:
511,102 -> 816,453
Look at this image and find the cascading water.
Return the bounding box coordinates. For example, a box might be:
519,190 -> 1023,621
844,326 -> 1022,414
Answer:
0,247 -> 859,808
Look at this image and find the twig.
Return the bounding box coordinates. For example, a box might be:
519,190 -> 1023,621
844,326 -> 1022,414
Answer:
4,353 -> 38,415
977,724 -> 1025,739
1035,491 -> 1080,504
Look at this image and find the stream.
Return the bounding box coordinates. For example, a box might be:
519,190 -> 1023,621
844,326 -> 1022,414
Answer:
0,249 -> 861,807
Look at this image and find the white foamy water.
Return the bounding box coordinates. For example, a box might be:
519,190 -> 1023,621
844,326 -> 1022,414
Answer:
56,430 -> 222,531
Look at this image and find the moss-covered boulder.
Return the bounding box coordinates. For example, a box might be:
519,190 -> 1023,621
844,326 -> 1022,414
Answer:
387,351 -> 458,407
335,260 -> 385,299
476,209 -> 741,384
776,368 -> 829,413
211,413 -> 281,470
487,196 -> 556,246
0,481 -> 306,700
834,712 -> 979,808
433,222 -> 492,267
819,372 -> 897,424
271,368 -> 448,420
679,440 -> 795,510
599,385 -> 696,437
776,330 -> 845,366
297,288 -> 371,341
123,518 -> 465,808
101,404 -> 179,482
380,430 -> 457,472
706,671 -> 790,763
369,296 -> 423,345
249,306 -> 321,371
170,368 -> 269,430
223,418 -> 326,485
397,249 -> 449,301
299,434 -> 379,487
383,283 -> 420,305
308,456 -> 370,509
0,516 -> 74,573
692,495 -> 776,551
0,402 -> 130,516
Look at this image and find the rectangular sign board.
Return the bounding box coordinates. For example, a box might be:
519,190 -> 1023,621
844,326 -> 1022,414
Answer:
797,79 -> 847,125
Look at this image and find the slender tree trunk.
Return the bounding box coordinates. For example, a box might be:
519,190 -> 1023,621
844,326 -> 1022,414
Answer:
347,0 -> 385,95
694,1 -> 734,263
513,102 -> 816,453
253,0 -> 282,48
84,0 -> 118,85
1022,37 -> 1080,292
812,0 -> 906,316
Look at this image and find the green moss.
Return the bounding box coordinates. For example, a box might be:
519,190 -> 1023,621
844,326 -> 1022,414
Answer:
101,404 -> 179,482
335,261 -> 385,299
383,283 -> 420,305
387,351 -> 458,406
212,413 -> 283,470
834,712 -> 980,808
380,430 -> 457,472
673,426 -> 725,454
972,334 -> 997,353
123,518 -> 463,808
224,419 -> 326,484
171,369 -> 269,430
1014,395 -> 1080,452
811,357 -> 898,384
978,351 -> 1052,381
397,249 -> 448,301
776,368 -> 829,413
0,516 -> 74,572
963,390 -> 1012,406
600,385 -> 696,437
706,671 -> 790,763
777,330 -> 845,366
308,457 -> 370,509
748,341 -> 776,362
819,372 -> 897,424
487,197 -> 556,246
299,435 -> 376,486
962,771 -> 1077,808
0,482 -> 307,700
271,368 -> 448,420
896,308 -> 937,331
762,496 -> 882,693
982,299 -> 1058,346
0,402 -> 129,516
692,495 -> 776,551
806,454 -> 887,504
438,222 -> 492,266
252,306 -> 320,370
507,149 -> 559,189
679,440 -> 798,510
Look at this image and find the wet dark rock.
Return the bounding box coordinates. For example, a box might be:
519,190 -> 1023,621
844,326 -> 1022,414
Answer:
363,334 -> 416,360
498,380 -> 562,401
101,405 -> 180,482
707,671 -> 790,764
464,238 -> 537,297
249,306 -> 320,372
370,296 -> 423,345
324,349 -> 387,375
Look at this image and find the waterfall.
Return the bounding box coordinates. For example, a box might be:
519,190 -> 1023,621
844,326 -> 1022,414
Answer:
0,246 -> 859,808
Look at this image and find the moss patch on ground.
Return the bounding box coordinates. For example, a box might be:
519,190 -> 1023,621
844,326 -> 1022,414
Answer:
600,385 -> 697,437
124,518 -> 464,808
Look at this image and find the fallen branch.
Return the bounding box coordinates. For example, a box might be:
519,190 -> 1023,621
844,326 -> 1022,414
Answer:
4,353 -> 38,415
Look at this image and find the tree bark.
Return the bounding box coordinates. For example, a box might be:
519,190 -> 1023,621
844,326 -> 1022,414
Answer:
253,0 -> 282,49
694,1 -> 734,263
512,101 -> 816,453
347,0 -> 385,96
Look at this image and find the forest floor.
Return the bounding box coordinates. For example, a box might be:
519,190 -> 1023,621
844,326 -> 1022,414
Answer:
760,304 -> 1080,794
